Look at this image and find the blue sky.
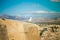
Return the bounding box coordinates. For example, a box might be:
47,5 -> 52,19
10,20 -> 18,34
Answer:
0,0 -> 60,18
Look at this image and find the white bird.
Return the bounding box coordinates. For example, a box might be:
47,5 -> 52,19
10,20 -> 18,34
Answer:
28,17 -> 32,22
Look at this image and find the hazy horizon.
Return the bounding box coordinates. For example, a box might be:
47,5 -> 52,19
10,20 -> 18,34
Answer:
0,0 -> 60,23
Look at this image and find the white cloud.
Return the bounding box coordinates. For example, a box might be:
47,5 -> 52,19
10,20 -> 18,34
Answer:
21,11 -> 59,14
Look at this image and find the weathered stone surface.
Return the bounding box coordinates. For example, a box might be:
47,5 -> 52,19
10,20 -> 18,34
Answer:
39,24 -> 60,40
0,19 -> 40,40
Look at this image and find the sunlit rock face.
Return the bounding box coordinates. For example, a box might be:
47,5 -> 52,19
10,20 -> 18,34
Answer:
0,18 -> 40,40
0,18 -> 60,40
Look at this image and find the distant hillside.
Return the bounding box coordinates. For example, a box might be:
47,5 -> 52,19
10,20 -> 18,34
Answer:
0,14 -> 26,21
0,14 -> 60,24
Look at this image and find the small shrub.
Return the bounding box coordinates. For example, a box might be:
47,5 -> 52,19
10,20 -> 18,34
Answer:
2,18 -> 5,20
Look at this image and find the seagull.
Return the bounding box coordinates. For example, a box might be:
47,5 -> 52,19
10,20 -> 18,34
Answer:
28,17 -> 32,22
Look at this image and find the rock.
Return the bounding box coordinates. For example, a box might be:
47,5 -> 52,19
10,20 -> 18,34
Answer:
0,19 -> 40,40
